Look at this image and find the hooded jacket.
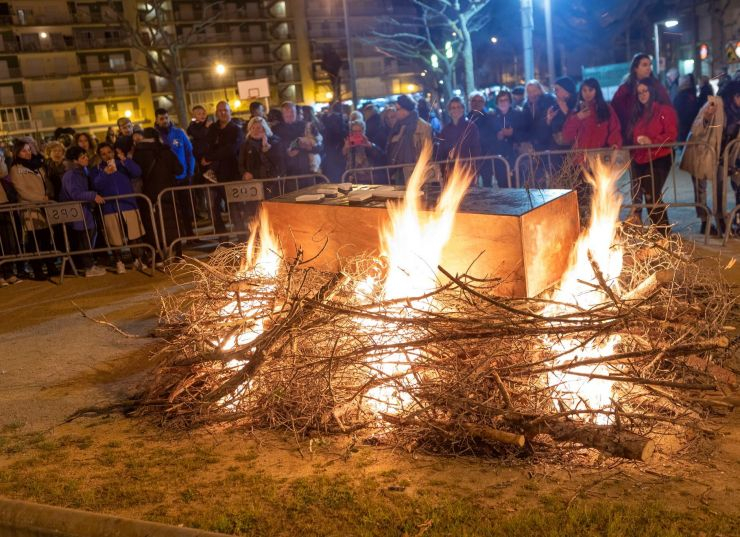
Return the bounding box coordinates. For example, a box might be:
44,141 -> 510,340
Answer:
630,102 -> 678,164
157,123 -> 195,181
680,96 -> 730,182
60,165 -> 97,231
92,158 -> 142,214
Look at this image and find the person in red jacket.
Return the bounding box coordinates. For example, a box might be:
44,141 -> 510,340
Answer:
562,78 -> 622,222
563,78 -> 622,152
611,53 -> 672,140
628,79 -> 678,233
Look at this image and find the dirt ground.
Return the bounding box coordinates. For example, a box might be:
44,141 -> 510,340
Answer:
0,236 -> 738,536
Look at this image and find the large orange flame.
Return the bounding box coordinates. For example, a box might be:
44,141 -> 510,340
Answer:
359,146 -> 475,415
543,158 -> 625,424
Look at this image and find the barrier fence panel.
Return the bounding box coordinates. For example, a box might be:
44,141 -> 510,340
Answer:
721,138 -> 740,245
513,141 -> 717,243
341,154 -> 513,188
0,200 -> 71,282
157,173 -> 330,257
0,193 -> 158,282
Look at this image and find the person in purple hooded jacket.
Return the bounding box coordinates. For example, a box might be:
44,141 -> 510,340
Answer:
60,146 -> 107,277
93,143 -> 147,273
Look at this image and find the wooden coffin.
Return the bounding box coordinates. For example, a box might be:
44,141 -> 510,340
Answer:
262,184 -> 580,298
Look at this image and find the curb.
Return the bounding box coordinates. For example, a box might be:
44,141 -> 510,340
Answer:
0,498 -> 226,537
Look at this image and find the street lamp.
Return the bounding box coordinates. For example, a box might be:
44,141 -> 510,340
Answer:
341,0 -> 358,108
653,19 -> 679,76
490,36 -> 498,44
214,62 -> 228,101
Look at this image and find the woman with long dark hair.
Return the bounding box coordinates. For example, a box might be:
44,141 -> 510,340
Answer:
627,79 -> 678,233
612,53 -> 672,140
562,78 -> 622,152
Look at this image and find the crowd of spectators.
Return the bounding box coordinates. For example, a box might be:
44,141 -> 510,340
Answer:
1,53 -> 739,285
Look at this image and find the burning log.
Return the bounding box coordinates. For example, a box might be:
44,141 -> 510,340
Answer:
529,421 -> 655,462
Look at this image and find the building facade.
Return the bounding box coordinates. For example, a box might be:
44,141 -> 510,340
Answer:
0,0 -> 418,141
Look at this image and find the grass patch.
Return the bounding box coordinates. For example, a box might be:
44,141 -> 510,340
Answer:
0,425 -> 737,536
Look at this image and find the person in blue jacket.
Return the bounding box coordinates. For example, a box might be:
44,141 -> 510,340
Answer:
93,143 -> 147,273
60,146 -> 106,277
155,107 -> 196,237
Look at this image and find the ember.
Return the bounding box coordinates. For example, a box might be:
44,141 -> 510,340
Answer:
141,153 -> 736,462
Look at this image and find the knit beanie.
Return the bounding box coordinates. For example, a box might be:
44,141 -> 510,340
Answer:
555,76 -> 577,97
396,94 -> 416,112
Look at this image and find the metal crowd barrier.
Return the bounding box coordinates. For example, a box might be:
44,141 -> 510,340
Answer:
156,173 -> 330,257
0,193 -> 159,282
341,154 -> 513,188
721,138 -> 740,245
514,141 -> 717,243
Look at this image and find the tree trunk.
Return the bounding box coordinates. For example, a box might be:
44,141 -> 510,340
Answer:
460,22 -> 476,97
173,76 -> 189,129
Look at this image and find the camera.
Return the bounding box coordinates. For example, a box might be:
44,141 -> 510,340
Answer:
348,133 -> 364,147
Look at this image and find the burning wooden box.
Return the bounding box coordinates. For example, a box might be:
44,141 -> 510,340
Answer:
262,184 -> 579,298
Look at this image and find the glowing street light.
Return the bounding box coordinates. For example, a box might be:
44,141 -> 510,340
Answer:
653,19 -> 679,75
490,36 -> 498,44
214,63 -> 226,76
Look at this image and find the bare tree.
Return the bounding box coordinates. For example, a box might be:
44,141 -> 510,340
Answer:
110,0 -> 234,124
365,0 -> 491,99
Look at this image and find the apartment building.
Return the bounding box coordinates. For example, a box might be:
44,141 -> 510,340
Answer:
0,1 -> 156,138
304,0 -> 420,103
0,0 -> 418,139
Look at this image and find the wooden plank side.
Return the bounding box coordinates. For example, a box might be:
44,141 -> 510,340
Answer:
520,190 -> 580,297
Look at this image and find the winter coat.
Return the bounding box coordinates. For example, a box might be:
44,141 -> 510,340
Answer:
680,96 -> 726,182
697,83 -> 714,109
434,118 -> 481,162
92,158 -> 142,214
467,110 -> 497,154
274,120 -> 324,177
132,140 -> 183,202
204,120 -> 244,182
630,103 -> 678,164
59,165 -> 97,232
238,135 -> 285,180
9,162 -> 54,230
365,113 -> 388,149
612,79 -> 671,139
44,159 -> 67,201
520,93 -> 561,151
187,119 -> 210,161
673,88 -> 699,142
157,123 -> 195,181
562,106 -> 622,151
490,108 -> 525,162
386,111 -> 432,166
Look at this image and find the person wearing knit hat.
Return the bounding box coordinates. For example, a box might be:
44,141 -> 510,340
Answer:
554,77 -> 577,100
546,77 -> 578,146
396,94 -> 416,112
386,94 -> 432,184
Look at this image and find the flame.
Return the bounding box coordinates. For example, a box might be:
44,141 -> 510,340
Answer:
217,208 -> 281,355
543,158 -> 625,424
358,147 -> 474,415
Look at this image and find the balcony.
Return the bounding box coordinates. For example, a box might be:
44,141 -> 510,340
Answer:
26,88 -> 85,104
1,67 -> 23,78
79,61 -> 135,74
85,84 -> 140,99
23,67 -> 80,79
75,36 -> 130,50
0,93 -> 26,106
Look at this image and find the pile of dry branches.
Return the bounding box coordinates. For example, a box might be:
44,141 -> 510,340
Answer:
136,227 -> 738,461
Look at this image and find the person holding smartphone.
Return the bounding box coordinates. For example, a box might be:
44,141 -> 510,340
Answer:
343,119 -> 385,183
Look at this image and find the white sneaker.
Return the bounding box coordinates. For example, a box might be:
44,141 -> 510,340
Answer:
6,275 -> 20,284
115,261 -> 126,274
133,259 -> 143,272
0,278 -> 8,288
85,265 -> 107,277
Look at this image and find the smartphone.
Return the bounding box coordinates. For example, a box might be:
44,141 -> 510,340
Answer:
349,133 -> 364,146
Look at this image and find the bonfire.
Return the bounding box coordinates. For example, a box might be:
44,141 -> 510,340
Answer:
138,153 -> 738,462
